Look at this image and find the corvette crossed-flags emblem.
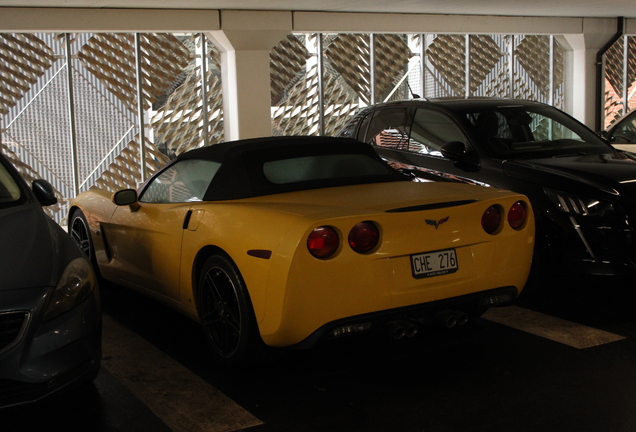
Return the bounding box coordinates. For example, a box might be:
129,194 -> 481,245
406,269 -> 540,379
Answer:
425,216 -> 450,229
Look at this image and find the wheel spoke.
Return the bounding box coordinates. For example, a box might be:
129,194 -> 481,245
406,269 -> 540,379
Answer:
70,217 -> 92,258
225,309 -> 241,333
201,310 -> 221,327
200,263 -> 243,358
70,227 -> 80,243
204,271 -> 225,304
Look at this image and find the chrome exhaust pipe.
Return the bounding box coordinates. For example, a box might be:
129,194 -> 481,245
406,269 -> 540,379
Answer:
452,311 -> 469,326
385,320 -> 419,339
385,321 -> 406,340
435,310 -> 458,328
403,320 -> 418,338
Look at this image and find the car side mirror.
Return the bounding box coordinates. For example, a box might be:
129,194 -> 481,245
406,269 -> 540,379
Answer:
113,189 -> 140,212
32,179 -> 57,206
440,141 -> 467,161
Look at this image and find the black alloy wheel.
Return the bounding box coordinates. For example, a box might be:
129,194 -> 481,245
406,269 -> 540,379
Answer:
197,253 -> 263,366
70,210 -> 94,262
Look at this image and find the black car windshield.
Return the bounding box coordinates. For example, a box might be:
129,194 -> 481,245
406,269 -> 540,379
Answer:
463,105 -> 612,159
0,161 -> 22,208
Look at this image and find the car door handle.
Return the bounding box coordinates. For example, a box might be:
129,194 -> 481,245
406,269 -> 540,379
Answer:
183,209 -> 205,231
183,210 -> 193,229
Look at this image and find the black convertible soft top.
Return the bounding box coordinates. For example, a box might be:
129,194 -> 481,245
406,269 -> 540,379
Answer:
176,136 -> 410,201
178,136 -> 373,163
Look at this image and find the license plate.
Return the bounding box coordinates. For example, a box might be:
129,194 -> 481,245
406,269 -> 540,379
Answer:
411,249 -> 458,279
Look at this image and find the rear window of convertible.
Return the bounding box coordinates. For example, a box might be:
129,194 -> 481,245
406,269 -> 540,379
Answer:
263,154 -> 392,185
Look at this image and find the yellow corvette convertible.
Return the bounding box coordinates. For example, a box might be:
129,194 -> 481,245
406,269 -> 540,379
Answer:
69,136 -> 534,365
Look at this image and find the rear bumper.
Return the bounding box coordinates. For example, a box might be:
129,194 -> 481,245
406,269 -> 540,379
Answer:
291,286 -> 518,349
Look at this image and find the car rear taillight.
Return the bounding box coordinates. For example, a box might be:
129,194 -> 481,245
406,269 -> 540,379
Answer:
348,221 -> 380,254
307,226 -> 339,259
481,205 -> 502,234
508,201 -> 528,230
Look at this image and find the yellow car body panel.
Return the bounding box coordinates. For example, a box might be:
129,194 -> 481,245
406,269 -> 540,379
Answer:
71,179 -> 534,347
224,182 -> 534,346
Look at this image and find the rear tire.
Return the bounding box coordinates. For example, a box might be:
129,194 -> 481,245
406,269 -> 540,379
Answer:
197,253 -> 265,367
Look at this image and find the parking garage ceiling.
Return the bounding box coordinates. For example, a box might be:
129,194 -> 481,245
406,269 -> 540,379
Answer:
0,0 -> 634,18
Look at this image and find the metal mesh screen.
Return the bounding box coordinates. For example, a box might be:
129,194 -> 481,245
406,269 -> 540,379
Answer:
604,36 -> 636,129
0,34 -> 56,116
77,33 -> 192,113
271,34 -> 364,136
151,34 -> 224,158
6,69 -> 75,192
270,33 -> 566,137
271,34 -> 312,107
1,32 -> 224,224
469,35 -> 507,97
427,34 -> 467,97
94,137 -> 170,193
373,34 -> 412,103
324,33 -> 372,105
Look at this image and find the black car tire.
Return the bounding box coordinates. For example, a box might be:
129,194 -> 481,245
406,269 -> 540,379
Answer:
69,209 -> 99,273
197,253 -> 266,367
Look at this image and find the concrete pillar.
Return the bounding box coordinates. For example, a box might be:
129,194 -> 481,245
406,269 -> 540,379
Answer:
207,11 -> 292,141
560,18 -> 620,129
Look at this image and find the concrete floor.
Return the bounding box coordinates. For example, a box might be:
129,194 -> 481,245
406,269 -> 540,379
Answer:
4,274 -> 636,432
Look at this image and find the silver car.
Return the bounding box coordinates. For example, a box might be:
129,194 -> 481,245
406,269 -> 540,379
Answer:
0,152 -> 101,409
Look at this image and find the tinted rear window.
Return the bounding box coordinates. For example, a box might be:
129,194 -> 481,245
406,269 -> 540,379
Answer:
263,154 -> 391,184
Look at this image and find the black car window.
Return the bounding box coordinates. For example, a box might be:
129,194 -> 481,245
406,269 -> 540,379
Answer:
263,153 -> 391,184
471,110 -> 514,153
532,115 -> 578,141
363,108 -> 410,150
464,106 -> 609,158
409,109 -> 467,156
140,159 -> 221,203
611,111 -> 636,144
0,162 -> 22,206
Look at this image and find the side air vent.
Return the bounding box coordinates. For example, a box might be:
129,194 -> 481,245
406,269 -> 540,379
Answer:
0,311 -> 29,356
386,200 -> 477,213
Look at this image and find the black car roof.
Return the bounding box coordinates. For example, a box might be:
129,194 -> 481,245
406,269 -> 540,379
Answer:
366,97 -> 546,112
178,135 -> 376,163
172,135 -> 408,201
